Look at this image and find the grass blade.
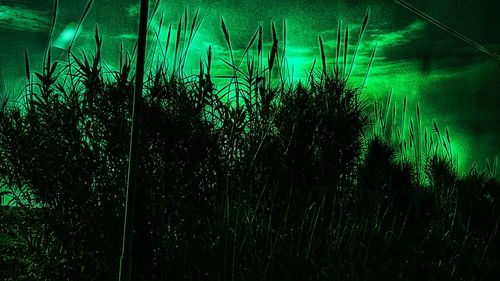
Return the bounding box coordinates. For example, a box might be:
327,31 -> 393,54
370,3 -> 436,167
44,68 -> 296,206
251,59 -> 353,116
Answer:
336,21 -> 341,71
343,24 -> 349,77
163,23 -> 172,64
347,8 -> 369,78
174,17 -> 182,71
402,95 -> 407,142
319,35 -> 327,76
360,43 -> 376,93
282,20 -> 287,66
68,0 -> 94,52
258,25 -> 263,72
241,28 -> 259,62
24,49 -> 31,83
221,16 -> 232,51
433,120 -> 441,139
49,0 -> 58,42
151,0 -> 162,18
207,45 -> 212,75
269,22 -> 279,72
188,8 -> 200,43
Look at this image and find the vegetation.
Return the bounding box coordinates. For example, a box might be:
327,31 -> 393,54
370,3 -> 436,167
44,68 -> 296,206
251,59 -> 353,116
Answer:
0,7 -> 499,281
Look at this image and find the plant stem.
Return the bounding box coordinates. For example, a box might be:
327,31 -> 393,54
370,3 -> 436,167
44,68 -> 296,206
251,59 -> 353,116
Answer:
119,0 -> 149,280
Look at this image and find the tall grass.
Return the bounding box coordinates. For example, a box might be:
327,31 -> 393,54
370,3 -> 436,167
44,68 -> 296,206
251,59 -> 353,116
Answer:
0,6 -> 499,281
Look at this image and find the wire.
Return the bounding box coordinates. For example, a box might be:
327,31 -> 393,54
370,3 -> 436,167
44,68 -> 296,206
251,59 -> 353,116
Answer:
395,0 -> 500,61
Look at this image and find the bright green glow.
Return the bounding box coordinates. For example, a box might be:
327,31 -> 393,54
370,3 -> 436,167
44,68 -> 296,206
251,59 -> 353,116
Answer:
53,23 -> 80,50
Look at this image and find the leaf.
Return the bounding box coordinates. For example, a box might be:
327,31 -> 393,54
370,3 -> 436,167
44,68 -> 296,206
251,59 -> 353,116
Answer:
269,22 -> 279,72
344,24 -> 349,76
69,0 -> 94,52
164,23 -> 172,58
272,21 -> 278,46
282,20 -> 287,64
258,25 -> 263,59
184,7 -> 188,35
49,0 -> 58,41
174,17 -> 182,66
151,0 -> 162,18
433,120 -> 441,138
25,49 -> 31,82
347,9 -> 369,78
403,95 -> 407,114
241,28 -> 259,61
50,62 -> 58,76
220,59 -> 245,76
336,21 -> 341,67
207,45 -> 212,74
221,16 -> 231,50
416,103 -> 420,122
319,35 -> 327,75
309,57 -> 317,80
361,43 -> 376,91
35,72 -> 45,83
188,8 -> 200,43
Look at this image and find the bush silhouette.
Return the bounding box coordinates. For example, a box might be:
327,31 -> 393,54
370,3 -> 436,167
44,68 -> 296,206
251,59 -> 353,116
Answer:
0,8 -> 499,281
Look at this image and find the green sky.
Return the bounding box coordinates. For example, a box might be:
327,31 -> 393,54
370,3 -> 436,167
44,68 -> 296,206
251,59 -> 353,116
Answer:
0,0 -> 499,172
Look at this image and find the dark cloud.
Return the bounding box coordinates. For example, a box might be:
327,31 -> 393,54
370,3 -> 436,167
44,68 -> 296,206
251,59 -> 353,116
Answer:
0,3 -> 49,32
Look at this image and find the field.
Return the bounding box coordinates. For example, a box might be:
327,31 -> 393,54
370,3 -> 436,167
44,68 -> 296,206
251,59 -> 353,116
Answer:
0,2 -> 499,281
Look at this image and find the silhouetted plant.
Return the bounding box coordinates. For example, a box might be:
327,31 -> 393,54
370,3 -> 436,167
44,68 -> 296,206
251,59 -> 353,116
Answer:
0,6 -> 499,281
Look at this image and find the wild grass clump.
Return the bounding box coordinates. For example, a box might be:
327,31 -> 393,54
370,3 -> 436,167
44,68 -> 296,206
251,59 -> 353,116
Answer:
0,7 -> 499,281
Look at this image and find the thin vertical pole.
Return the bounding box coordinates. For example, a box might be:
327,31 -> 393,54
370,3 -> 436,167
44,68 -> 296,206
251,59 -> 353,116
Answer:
119,0 -> 149,280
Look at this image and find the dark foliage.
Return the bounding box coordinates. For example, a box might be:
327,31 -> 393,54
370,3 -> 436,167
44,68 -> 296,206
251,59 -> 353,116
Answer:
0,10 -> 499,281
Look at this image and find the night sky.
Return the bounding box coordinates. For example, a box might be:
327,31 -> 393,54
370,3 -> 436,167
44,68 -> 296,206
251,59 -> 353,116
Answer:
1,0 -> 499,171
